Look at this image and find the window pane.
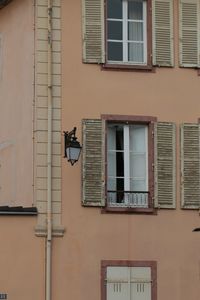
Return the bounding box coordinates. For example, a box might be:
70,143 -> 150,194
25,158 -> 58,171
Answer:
130,154 -> 146,178
108,20 -> 122,40
108,42 -> 123,61
129,125 -> 146,152
130,179 -> 146,191
128,0 -> 143,20
107,0 -> 122,19
128,22 -> 143,41
107,178 -> 117,191
128,43 -> 144,63
108,153 -> 116,177
116,126 -> 124,150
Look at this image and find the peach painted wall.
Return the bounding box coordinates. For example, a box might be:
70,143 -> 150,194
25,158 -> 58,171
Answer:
0,2 -> 44,300
0,0 -> 33,207
59,1 -> 200,300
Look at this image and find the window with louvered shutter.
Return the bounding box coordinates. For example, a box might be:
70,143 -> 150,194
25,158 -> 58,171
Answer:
82,117 -> 176,212
179,0 -> 199,67
153,0 -> 174,66
154,122 -> 176,208
181,124 -> 200,209
82,0 -> 174,68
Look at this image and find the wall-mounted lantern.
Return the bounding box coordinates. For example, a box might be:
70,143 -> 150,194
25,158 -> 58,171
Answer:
64,127 -> 82,166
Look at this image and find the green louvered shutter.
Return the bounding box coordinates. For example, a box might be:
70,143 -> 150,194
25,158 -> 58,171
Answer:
181,124 -> 200,208
153,0 -> 174,66
82,119 -> 105,206
179,0 -> 199,67
82,0 -> 105,63
154,122 -> 176,208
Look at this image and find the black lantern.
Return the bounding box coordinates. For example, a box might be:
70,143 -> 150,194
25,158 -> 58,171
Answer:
64,127 -> 82,165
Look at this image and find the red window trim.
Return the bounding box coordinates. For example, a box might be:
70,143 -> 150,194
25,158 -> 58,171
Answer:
101,114 -> 157,214
103,0 -> 153,71
101,260 -> 157,300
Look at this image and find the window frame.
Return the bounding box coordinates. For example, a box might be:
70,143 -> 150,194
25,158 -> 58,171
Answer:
103,0 -> 153,70
101,114 -> 157,214
101,260 -> 157,300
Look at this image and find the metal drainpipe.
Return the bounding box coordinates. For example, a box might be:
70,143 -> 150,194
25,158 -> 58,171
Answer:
46,0 -> 53,300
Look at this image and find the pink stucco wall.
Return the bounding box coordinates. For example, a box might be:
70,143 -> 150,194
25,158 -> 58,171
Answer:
0,0 -> 33,207
0,2 -> 44,300
59,1 -> 200,300
0,1 -> 200,300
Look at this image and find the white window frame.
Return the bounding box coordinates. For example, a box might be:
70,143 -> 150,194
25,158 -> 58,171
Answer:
107,0 -> 147,65
107,123 -> 149,208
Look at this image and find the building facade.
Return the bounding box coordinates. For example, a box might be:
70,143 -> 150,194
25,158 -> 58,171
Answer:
1,0 -> 200,299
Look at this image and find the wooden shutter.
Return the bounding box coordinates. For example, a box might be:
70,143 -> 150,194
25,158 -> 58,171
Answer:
130,267 -> 151,300
106,267 -> 151,300
179,0 -> 199,67
106,267 -> 129,300
181,124 -> 200,209
154,122 -> 176,208
82,0 -> 105,63
82,119 -> 105,206
153,0 -> 174,66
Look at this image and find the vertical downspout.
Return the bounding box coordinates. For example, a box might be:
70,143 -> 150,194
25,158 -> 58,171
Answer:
46,0 -> 52,300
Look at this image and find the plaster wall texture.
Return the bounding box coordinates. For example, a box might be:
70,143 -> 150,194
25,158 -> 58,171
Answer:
0,2 -> 44,300
59,1 -> 200,300
0,0 -> 34,207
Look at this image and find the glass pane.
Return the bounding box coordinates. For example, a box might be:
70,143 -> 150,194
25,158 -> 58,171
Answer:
107,0 -> 122,19
116,151 -> 124,177
108,42 -> 123,61
108,152 -> 116,177
130,153 -> 146,178
107,126 -> 116,151
128,0 -> 143,20
129,125 -> 147,152
108,20 -> 122,40
128,43 -> 144,62
130,179 -> 146,191
107,178 -> 117,191
128,22 -> 143,41
116,126 -> 124,150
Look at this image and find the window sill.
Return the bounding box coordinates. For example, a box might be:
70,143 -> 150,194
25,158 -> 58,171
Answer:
101,206 -> 157,214
102,63 -> 155,72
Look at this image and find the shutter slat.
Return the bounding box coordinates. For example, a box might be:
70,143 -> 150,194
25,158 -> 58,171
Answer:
155,122 -> 176,208
153,0 -> 174,66
181,124 -> 200,209
82,0 -> 105,63
82,119 -> 105,206
179,0 -> 199,67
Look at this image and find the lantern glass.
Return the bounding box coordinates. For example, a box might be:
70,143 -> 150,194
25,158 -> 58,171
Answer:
66,146 -> 81,165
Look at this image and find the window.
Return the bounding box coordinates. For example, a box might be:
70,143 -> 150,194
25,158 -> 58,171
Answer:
107,0 -> 148,65
82,116 -> 176,212
101,261 -> 157,300
107,123 -> 149,208
82,0 -> 174,68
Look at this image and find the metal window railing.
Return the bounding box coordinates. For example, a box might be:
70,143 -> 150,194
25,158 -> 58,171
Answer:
107,191 -> 149,208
